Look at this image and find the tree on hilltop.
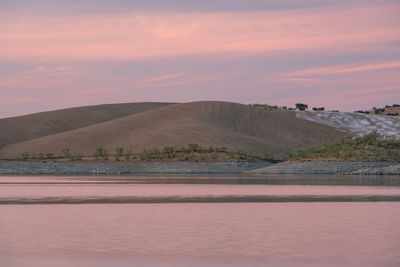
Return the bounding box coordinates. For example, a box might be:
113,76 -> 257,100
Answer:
295,103 -> 308,111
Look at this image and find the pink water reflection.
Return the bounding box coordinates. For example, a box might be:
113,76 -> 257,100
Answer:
1,183 -> 400,198
1,203 -> 400,267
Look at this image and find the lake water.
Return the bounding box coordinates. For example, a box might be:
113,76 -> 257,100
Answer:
1,175 -> 400,267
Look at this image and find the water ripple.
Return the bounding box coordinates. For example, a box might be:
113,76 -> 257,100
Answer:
2,195 -> 400,204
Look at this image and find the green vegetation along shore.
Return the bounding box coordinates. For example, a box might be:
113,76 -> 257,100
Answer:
287,131 -> 400,162
5,144 -> 275,163
5,132 -> 400,163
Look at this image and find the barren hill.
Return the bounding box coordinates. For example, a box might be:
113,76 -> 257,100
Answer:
0,102 -> 173,147
0,101 -> 345,160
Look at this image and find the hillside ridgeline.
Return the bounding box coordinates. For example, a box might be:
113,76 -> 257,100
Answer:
0,102 -> 173,147
0,101 -> 345,160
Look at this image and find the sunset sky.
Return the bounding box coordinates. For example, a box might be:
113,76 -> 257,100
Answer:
1,0 -> 399,118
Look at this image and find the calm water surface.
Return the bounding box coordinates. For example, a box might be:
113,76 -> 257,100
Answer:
1,175 -> 400,267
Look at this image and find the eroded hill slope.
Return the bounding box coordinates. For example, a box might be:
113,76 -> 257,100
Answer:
0,102 -> 173,147
0,101 -> 345,160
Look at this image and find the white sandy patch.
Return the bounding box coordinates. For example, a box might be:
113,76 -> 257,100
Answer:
296,111 -> 400,138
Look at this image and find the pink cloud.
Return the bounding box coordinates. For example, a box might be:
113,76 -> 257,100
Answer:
266,77 -> 319,83
79,74 -> 226,95
137,72 -> 187,84
342,86 -> 400,95
1,2 -> 399,117
285,61 -> 400,77
265,61 -> 400,90
0,95 -> 72,104
146,74 -> 226,88
317,70 -> 400,87
24,65 -> 73,74
1,3 -> 399,60
0,65 -> 85,89
323,92 -> 400,107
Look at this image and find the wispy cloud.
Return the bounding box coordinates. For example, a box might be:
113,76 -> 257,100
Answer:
285,61 -> 400,77
1,3 -> 399,60
0,1 -> 399,117
24,65 -> 72,74
266,77 -> 319,83
0,0 -> 369,13
144,74 -> 225,88
264,61 -> 400,87
137,72 -> 187,84
79,73 -> 226,95
0,65 -> 83,89
343,86 -> 400,95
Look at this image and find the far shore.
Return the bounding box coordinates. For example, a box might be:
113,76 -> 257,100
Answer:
0,161 -> 399,176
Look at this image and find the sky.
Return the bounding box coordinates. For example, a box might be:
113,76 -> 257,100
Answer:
1,0 -> 400,118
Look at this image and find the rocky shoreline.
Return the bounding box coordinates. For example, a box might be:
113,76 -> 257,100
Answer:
0,161 -> 399,175
248,161 -> 400,175
344,164 -> 400,175
0,161 -> 272,175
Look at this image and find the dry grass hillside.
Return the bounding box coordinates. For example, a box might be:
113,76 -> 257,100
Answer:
0,102 -> 173,147
0,101 -> 346,160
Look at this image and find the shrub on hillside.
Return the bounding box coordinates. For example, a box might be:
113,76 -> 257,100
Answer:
124,149 -> 133,161
115,146 -> 124,161
93,146 -> 108,160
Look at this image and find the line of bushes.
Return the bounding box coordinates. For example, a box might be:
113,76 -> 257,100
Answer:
12,144 -> 275,162
18,149 -> 83,161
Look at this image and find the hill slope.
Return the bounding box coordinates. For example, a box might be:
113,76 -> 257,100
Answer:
0,102 -> 173,148
0,101 -> 345,160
